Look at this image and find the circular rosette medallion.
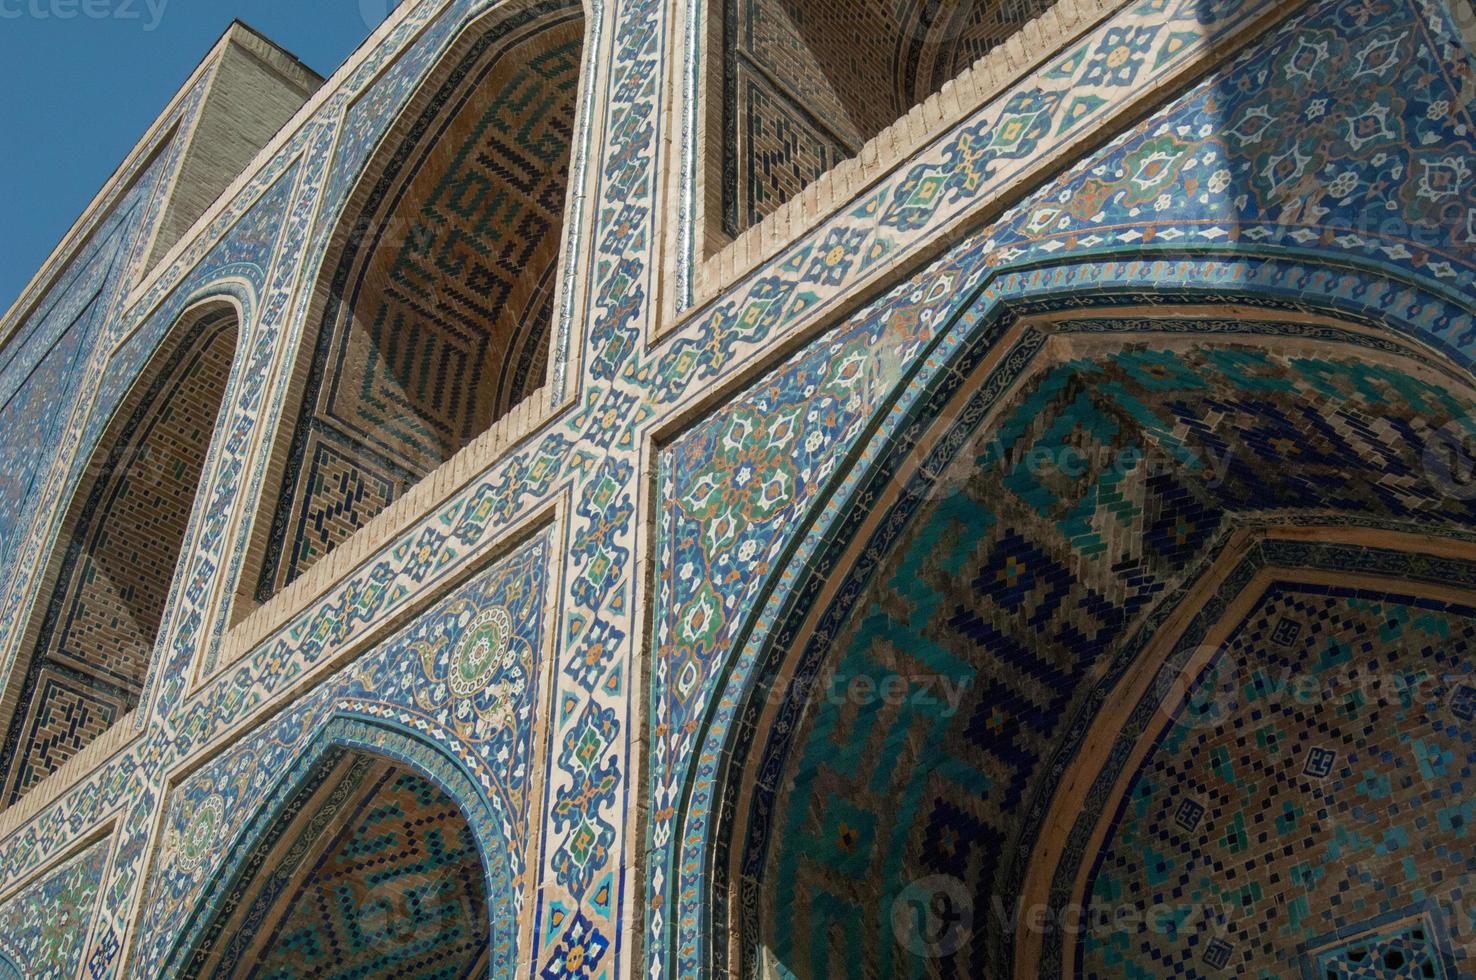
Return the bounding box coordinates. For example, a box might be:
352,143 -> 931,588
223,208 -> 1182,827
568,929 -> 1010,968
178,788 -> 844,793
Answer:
176,793 -> 225,873
449,607 -> 516,699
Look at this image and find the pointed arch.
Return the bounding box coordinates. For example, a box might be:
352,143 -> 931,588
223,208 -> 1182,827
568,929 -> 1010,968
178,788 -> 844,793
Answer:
667,272 -> 1476,977
238,0 -> 588,619
1034,536 -> 1476,980
158,713 -> 512,979
0,299 -> 240,805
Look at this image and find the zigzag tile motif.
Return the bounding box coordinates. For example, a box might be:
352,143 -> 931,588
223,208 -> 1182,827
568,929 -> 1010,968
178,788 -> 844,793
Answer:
234,764 -> 488,980
655,2 -> 1476,971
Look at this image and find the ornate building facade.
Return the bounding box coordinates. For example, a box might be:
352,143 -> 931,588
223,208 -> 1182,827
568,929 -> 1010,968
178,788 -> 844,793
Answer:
0,0 -> 1474,976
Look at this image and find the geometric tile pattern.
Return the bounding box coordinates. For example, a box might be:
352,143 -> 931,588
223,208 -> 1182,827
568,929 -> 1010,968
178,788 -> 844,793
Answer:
255,11 -> 583,598
1081,587 -> 1476,979
658,0 -> 1476,971
0,307 -> 236,805
720,0 -> 1053,233
3,4 -> 1476,980
737,341 -> 1476,978
0,130 -> 173,601
231,763 -> 488,980
0,837 -> 107,979
1305,908 -> 1457,979
132,528 -> 548,979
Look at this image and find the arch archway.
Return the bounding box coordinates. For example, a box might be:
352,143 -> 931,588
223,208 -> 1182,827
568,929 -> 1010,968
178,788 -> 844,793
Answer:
0,302 -> 239,805
242,0 -> 588,616
158,713 -> 512,979
689,296 -> 1476,978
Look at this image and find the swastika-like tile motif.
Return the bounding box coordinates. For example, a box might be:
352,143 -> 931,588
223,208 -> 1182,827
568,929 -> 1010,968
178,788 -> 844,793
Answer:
1081,586 -> 1473,979
256,10 -> 582,598
660,0 -> 1476,972
4,2 -> 1476,980
724,337 -> 1476,978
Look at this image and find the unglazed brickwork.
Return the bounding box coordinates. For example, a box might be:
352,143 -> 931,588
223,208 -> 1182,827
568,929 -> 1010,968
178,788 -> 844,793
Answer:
0,0 -> 1473,977
143,26 -> 322,273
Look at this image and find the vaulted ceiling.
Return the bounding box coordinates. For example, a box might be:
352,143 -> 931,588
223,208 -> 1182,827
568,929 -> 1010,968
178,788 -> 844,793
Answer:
727,325 -> 1476,978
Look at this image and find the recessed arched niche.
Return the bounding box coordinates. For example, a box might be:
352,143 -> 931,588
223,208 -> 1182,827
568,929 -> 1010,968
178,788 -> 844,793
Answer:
0,303 -> 239,805
239,1 -> 587,620
695,309 -> 1476,979
181,749 -> 492,979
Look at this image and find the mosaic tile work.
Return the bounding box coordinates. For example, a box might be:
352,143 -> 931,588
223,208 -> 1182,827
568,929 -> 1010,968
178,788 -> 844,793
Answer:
719,0 -> 1055,234
1080,585 -> 1475,979
227,762 -> 488,980
83,161 -> 298,461
0,14 -> 1341,975
678,0 -> 1294,308
0,837 -> 108,979
0,50 -> 213,668
0,308 -> 237,805
720,338 -> 1476,978
133,527 -> 549,979
256,7 -> 583,598
1305,907 -> 1457,979
0,3 -> 590,971
0,147 -> 172,601
3,2 -> 1476,980
658,0 -> 1476,972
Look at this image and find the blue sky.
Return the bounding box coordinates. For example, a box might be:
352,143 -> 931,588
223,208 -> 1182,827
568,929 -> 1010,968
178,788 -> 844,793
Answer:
0,0 -> 397,312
